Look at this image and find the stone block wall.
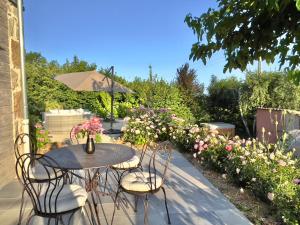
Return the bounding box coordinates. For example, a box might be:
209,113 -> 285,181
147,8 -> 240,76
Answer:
0,0 -> 24,188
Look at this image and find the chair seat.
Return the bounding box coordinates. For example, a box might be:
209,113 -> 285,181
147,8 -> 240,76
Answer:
38,184 -> 88,213
121,172 -> 163,192
29,164 -> 62,180
112,155 -> 140,169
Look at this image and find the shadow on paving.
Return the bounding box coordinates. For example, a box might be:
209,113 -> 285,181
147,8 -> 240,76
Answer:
0,149 -> 252,225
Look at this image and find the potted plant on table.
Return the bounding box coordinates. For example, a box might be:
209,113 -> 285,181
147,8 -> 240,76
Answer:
70,117 -> 103,154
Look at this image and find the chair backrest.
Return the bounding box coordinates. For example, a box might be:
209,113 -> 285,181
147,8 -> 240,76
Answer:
14,133 -> 37,159
136,143 -> 148,167
146,141 -> 173,190
15,153 -> 67,215
70,125 -> 80,144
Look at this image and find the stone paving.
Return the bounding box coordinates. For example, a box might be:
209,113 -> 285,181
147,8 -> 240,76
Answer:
0,149 -> 252,225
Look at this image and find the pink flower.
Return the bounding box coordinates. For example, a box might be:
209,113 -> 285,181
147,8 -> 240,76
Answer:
293,179 -> 300,185
225,145 -> 233,152
39,129 -> 45,134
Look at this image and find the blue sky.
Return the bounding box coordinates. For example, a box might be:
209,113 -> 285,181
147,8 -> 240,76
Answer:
24,0 -> 278,87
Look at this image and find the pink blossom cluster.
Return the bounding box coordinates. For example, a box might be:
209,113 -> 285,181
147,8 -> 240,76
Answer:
71,117 -> 103,138
194,140 -> 208,152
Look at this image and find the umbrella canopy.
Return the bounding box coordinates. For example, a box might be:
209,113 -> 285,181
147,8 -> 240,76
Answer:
55,70 -> 132,93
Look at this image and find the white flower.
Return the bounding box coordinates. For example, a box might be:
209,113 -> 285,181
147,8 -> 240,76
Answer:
135,130 -> 140,134
236,168 -> 240,174
172,136 -> 176,140
162,127 -> 166,131
154,134 -> 158,139
150,125 -> 155,129
240,188 -> 244,194
242,160 -> 247,165
146,126 -> 150,130
269,153 -> 275,160
222,174 -> 227,179
124,116 -> 131,122
251,178 -> 256,182
121,126 -> 126,132
267,192 -> 274,201
245,151 -> 250,156
193,153 -> 197,158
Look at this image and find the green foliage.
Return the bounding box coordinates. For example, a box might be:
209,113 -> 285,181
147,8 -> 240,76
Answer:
34,122 -> 50,150
206,72 -> 300,136
127,76 -> 194,121
175,63 -> 209,121
288,70 -> 300,85
45,100 -> 63,111
206,75 -> 242,129
185,0 -> 300,72
26,52 -> 134,121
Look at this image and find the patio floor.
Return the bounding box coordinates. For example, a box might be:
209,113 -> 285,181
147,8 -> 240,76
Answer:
0,149 -> 252,225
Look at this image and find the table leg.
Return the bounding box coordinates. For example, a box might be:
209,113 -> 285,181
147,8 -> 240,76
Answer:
87,169 -> 102,225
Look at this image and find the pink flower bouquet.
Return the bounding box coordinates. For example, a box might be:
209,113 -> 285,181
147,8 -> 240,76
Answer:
71,117 -> 104,141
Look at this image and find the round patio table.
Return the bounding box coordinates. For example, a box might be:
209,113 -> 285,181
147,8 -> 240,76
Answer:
45,143 -> 135,170
44,143 -> 135,225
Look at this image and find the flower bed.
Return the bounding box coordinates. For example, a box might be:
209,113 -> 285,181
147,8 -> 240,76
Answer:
179,131 -> 300,224
122,107 -> 300,224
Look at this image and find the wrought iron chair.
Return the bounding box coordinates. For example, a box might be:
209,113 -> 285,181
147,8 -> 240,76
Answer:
14,133 -> 64,225
105,143 -> 148,189
15,152 -> 94,225
111,141 -> 173,225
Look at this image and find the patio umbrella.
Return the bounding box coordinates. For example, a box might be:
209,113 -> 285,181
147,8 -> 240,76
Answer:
55,68 -> 132,134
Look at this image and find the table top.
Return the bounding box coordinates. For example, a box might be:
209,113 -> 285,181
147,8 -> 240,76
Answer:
44,143 -> 136,170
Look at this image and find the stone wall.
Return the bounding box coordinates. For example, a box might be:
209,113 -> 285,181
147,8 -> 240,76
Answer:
0,0 -> 23,188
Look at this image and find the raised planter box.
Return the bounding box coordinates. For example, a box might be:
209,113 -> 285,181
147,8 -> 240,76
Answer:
43,109 -> 93,137
201,122 -> 235,137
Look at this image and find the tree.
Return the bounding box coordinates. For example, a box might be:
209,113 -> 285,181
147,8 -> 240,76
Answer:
175,63 -> 208,121
185,0 -> 300,72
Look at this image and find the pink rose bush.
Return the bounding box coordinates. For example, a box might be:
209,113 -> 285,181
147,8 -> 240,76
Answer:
71,117 -> 103,142
191,133 -> 300,224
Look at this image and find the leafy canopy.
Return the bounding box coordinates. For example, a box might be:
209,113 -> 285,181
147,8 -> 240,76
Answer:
185,0 -> 300,72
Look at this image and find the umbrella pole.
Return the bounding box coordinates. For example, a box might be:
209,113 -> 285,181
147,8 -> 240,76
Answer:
110,66 -> 114,130
103,66 -> 122,135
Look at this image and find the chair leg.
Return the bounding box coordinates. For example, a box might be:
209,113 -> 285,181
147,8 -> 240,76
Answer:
161,187 -> 171,224
103,167 -> 109,193
59,215 -> 65,225
18,187 -> 25,225
67,210 -> 76,225
82,205 -> 94,225
86,199 -> 97,225
144,195 -> 149,225
25,209 -> 34,225
111,188 -> 121,225
134,196 -> 139,212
